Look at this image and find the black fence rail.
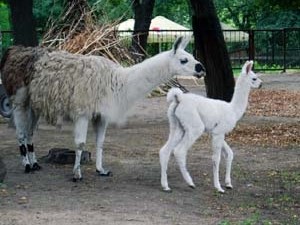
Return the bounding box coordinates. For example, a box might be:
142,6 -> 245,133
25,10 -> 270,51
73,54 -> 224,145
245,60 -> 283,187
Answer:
1,28 -> 299,71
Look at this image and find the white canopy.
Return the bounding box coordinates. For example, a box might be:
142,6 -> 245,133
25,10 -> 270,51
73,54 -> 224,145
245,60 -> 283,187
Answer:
117,16 -> 248,43
117,16 -> 191,43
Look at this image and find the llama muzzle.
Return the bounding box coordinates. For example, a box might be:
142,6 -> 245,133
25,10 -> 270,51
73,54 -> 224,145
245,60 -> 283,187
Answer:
194,63 -> 206,78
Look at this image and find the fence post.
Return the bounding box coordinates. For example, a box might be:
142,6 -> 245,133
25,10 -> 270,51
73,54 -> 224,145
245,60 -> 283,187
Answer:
248,29 -> 255,61
283,28 -> 287,72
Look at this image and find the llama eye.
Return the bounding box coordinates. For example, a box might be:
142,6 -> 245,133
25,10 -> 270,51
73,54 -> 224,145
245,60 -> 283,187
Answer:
180,58 -> 188,64
252,78 -> 257,81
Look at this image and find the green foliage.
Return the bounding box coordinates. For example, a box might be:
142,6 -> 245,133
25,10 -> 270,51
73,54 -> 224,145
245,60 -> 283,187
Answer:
33,0 -> 133,28
0,2 -> 10,30
218,212 -> 273,225
214,0 -> 300,29
2,0 -> 300,32
154,0 -> 191,28
33,0 -> 64,29
0,2 -> 11,53
214,0 -> 259,29
90,0 -> 132,24
256,0 -> 300,10
256,10 -> 300,29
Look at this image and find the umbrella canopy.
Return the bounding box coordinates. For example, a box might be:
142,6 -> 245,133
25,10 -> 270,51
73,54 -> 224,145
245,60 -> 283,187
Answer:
117,16 -> 191,43
117,16 -> 248,43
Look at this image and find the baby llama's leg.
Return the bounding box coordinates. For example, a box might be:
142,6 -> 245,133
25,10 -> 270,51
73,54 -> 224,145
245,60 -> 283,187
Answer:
73,116 -> 89,181
222,141 -> 234,189
160,116 -> 184,192
212,134 -> 225,193
14,106 -> 31,173
173,119 -> 204,189
27,108 -> 41,171
93,115 -> 111,176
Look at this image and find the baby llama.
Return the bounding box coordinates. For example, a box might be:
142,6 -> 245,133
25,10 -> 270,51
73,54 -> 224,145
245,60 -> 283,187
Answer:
0,37 -> 205,181
159,60 -> 262,193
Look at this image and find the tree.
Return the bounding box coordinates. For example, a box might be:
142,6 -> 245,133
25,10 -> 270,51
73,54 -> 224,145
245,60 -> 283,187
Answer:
154,0 -> 191,28
0,2 -> 10,30
190,0 -> 235,102
8,0 -> 38,46
214,0 -> 300,29
130,0 -> 155,62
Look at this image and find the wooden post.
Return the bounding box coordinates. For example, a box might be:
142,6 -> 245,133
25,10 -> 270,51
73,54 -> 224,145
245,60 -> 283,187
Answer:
248,29 -> 255,61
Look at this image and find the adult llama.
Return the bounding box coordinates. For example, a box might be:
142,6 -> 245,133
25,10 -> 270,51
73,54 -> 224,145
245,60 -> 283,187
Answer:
0,37 -> 205,181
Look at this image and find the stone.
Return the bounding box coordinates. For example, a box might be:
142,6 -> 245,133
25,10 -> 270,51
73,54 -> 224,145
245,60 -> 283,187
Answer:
43,148 -> 91,164
0,156 -> 7,183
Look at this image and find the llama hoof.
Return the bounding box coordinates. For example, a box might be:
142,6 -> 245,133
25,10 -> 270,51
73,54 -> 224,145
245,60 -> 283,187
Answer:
189,184 -> 196,189
24,164 -> 31,173
96,169 -> 112,177
217,189 -> 225,194
72,177 -> 83,182
162,188 -> 172,193
226,185 -> 233,190
32,163 -> 42,171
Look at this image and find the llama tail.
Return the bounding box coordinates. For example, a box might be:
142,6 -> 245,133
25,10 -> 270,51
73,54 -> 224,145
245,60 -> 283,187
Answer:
167,87 -> 183,104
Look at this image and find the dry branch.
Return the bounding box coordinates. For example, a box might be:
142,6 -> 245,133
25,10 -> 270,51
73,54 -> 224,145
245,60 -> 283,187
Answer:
41,0 -> 134,65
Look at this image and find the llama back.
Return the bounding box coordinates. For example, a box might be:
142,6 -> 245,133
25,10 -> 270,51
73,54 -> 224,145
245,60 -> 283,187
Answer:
167,88 -> 183,103
30,51 -> 125,124
0,46 -> 50,97
1,46 -> 128,125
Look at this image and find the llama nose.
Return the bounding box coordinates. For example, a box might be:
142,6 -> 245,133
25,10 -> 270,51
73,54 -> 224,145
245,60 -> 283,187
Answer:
195,63 -> 205,73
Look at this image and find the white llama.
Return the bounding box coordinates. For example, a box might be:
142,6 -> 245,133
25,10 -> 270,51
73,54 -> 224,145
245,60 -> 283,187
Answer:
159,61 -> 262,193
0,37 -> 205,181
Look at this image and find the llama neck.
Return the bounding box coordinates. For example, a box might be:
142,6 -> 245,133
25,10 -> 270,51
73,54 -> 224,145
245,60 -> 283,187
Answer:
230,75 -> 251,120
124,51 -> 173,103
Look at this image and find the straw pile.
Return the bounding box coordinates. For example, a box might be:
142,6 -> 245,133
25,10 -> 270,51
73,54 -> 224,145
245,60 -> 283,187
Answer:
41,0 -> 135,65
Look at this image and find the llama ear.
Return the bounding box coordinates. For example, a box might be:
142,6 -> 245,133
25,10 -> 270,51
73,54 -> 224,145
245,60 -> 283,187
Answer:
242,60 -> 253,74
246,61 -> 254,74
173,36 -> 183,54
180,36 -> 190,50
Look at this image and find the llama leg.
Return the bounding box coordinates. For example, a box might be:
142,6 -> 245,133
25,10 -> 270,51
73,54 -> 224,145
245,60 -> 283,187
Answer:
212,134 -> 225,193
93,115 -> 110,176
173,126 -> 204,189
222,141 -> 234,189
13,106 -> 31,173
73,116 -> 89,181
160,120 -> 184,192
27,109 -> 41,171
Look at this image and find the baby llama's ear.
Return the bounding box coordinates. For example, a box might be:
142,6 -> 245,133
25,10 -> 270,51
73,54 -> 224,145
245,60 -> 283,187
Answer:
246,60 -> 254,74
242,60 -> 252,74
173,36 -> 183,54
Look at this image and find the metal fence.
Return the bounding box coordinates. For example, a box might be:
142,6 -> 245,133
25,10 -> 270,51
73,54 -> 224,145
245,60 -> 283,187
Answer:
1,28 -> 299,71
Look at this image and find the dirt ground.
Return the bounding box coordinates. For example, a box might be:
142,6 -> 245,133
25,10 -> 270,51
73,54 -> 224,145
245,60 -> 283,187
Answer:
0,73 -> 299,225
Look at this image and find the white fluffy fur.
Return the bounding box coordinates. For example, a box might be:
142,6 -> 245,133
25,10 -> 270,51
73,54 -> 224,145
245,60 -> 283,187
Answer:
160,61 -> 262,193
10,37 -> 205,179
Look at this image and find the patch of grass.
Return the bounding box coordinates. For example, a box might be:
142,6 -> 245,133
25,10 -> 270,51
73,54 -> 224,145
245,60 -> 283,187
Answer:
218,212 -> 273,225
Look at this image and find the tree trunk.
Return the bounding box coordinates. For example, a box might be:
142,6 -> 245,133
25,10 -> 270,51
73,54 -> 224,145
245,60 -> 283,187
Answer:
131,0 -> 155,62
8,0 -> 38,47
190,0 -> 235,102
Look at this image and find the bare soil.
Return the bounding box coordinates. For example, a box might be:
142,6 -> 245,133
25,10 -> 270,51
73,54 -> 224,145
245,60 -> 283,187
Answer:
0,73 -> 299,225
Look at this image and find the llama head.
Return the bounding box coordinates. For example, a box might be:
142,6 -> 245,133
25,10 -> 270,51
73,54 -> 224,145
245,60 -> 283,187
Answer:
169,36 -> 206,78
241,60 -> 262,88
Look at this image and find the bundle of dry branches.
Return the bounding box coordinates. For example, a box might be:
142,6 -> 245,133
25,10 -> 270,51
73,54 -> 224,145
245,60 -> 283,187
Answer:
41,0 -> 134,65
